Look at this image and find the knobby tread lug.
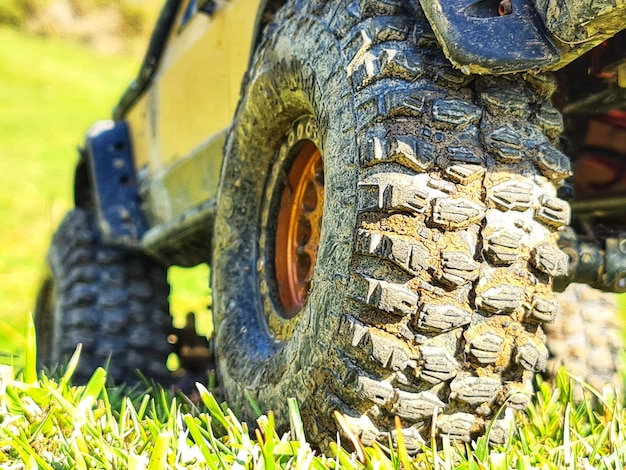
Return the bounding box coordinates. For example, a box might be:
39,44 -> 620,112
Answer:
431,197 -> 485,230
65,265 -> 98,285
444,163 -> 484,184
350,273 -> 419,316
531,243 -> 569,277
479,86 -> 529,117
327,2 -> 362,39
97,289 -> 127,308
63,308 -> 99,328
530,294 -> 559,323
443,146 -> 485,184
63,248 -> 93,268
343,16 -> 412,63
360,132 -> 435,172
523,71 -> 559,99
501,383 -> 533,409
358,325 -> 420,373
430,99 -> 482,130
352,44 -> 425,90
358,0 -> 407,17
357,88 -> 433,128
356,375 -> 394,405
391,426 -> 427,452
340,414 -> 381,446
475,283 -> 525,315
358,179 -> 430,214
534,142 -> 571,182
535,195 -> 571,227
487,180 -> 534,212
338,314 -> 369,347
382,88 -> 427,118
418,345 -> 459,383
416,303 -> 472,332
426,177 -> 456,194
356,229 -> 432,275
483,229 -> 523,266
533,103 -> 564,139
435,412 -> 476,442
466,331 -> 505,364
515,335 -> 549,372
433,64 -> 473,89
484,124 -> 524,163
437,251 -> 480,287
392,389 -> 445,421
63,285 -> 97,309
449,375 -> 502,405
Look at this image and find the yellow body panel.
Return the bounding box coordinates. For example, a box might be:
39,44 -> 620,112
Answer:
126,0 -> 260,173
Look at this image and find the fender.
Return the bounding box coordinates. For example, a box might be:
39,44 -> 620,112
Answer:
81,120 -> 148,246
419,0 -> 560,74
420,0 -> 626,75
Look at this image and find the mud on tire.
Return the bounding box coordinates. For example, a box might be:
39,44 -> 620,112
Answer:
35,209 -> 171,384
213,0 -> 572,449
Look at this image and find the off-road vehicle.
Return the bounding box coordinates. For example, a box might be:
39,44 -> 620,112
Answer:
35,0 -> 626,448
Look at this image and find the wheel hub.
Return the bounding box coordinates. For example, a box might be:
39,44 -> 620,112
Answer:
274,118 -> 324,318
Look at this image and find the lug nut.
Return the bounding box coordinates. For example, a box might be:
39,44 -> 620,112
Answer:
498,0 -> 512,16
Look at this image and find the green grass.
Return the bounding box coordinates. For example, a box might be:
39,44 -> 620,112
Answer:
0,26 -> 141,356
0,328 -> 625,468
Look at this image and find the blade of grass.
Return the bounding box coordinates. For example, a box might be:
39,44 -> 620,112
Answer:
23,314 -> 37,384
183,414 -> 221,470
393,416 -> 411,470
244,389 -> 263,418
329,441 -> 364,470
60,344 -> 83,388
333,411 -> 366,464
288,397 -> 306,444
256,412 -> 275,469
563,402 -> 571,469
197,383 -> 230,431
128,453 -> 148,470
148,431 -> 172,470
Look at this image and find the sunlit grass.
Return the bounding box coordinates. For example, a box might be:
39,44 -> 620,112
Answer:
0,320 -> 625,468
0,27 -> 141,355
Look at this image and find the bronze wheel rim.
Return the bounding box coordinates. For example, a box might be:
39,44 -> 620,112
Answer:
274,124 -> 324,319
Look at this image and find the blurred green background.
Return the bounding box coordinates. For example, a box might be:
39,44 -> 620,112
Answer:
0,0 -> 211,366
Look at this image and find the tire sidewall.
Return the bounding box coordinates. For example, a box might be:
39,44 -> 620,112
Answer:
213,16 -> 357,422
34,275 -> 59,365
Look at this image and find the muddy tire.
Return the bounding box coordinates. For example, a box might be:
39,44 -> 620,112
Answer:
34,209 -> 171,384
545,284 -> 623,395
213,0 -> 571,449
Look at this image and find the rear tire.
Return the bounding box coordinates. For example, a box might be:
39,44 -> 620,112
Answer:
546,284 -> 623,396
213,0 -> 572,449
34,209 -> 171,384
